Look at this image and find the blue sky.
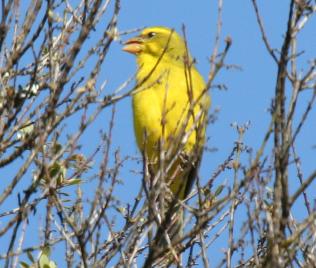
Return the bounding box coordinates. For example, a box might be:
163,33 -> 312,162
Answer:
111,0 -> 315,197
102,0 -> 315,265
1,0 -> 315,266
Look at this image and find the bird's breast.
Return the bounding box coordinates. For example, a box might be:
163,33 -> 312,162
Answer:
132,87 -> 163,156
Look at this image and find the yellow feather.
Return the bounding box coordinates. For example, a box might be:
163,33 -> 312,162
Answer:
123,26 -> 211,199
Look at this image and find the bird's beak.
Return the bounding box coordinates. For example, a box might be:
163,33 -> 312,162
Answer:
122,37 -> 143,54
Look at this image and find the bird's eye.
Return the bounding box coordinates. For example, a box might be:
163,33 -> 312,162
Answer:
147,32 -> 156,38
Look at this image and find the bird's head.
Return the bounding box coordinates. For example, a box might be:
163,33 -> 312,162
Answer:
122,26 -> 188,61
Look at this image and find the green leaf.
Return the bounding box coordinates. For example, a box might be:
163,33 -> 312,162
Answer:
20,261 -> 30,268
214,185 -> 224,196
37,247 -> 56,268
64,178 -> 81,186
39,252 -> 50,268
26,251 -> 35,263
52,143 -> 62,154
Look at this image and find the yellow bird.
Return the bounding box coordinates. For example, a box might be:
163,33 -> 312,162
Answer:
123,26 -> 210,200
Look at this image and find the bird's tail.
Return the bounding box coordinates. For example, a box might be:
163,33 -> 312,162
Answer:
145,196 -> 185,267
